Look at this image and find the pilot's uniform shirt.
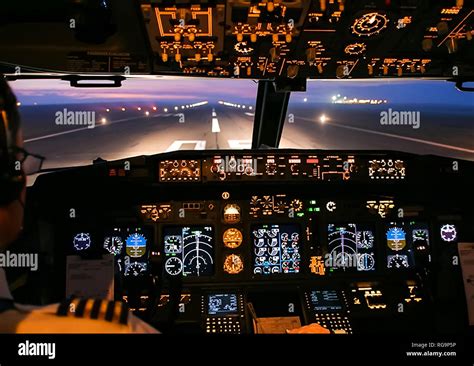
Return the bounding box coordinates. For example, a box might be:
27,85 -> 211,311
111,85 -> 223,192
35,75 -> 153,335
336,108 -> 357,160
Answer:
0,269 -> 158,333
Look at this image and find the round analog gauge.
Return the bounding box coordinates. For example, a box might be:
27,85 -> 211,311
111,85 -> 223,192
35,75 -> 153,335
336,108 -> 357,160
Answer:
356,230 -> 374,249
352,12 -> 389,37
223,204 -> 241,224
290,199 -> 303,212
387,254 -> 409,269
73,233 -> 91,251
164,235 -> 182,254
103,236 -> 123,255
223,254 -> 244,274
357,253 -> 375,271
165,257 -> 183,276
413,229 -> 428,241
344,42 -> 366,55
223,228 -> 243,249
440,224 -> 457,242
267,228 -> 279,238
124,262 -> 147,276
234,42 -> 254,55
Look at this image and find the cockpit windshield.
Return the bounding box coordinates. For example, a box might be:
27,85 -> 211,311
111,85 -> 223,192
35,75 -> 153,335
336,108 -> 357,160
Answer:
11,77 -> 473,174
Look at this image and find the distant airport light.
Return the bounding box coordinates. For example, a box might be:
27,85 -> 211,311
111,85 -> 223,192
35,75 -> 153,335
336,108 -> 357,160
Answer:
145,111 -> 150,116
121,107 -> 126,111
106,108 -> 110,112
181,106 -> 185,109
238,104 -> 241,108
137,107 -> 142,111
303,97 -> 308,102
319,114 -> 328,124
152,106 -> 157,111
101,118 -> 107,124
331,95 -> 337,101
174,106 -> 178,111
242,105 -> 246,109
218,101 -> 224,104
249,106 -> 253,110
16,102 -> 21,106
164,108 -> 168,112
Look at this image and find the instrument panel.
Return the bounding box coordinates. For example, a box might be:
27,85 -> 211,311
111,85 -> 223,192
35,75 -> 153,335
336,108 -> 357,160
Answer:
33,149 -> 474,334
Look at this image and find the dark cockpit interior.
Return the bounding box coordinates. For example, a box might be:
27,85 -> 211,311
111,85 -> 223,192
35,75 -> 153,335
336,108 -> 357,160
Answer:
0,2 -> 473,359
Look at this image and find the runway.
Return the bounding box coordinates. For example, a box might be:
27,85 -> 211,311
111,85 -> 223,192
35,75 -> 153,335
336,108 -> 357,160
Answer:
20,101 -> 474,171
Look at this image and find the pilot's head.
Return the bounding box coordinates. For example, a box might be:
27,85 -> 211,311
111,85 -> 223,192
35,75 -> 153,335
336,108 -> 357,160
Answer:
0,76 -> 26,248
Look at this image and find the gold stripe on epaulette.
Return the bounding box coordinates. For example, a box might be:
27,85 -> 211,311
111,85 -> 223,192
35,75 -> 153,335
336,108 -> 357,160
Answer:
83,299 -> 94,318
98,300 -> 109,320
68,298 -> 81,317
111,301 -> 122,323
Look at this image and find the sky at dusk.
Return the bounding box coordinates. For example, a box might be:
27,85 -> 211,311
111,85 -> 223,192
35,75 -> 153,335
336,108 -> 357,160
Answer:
9,77 -> 474,107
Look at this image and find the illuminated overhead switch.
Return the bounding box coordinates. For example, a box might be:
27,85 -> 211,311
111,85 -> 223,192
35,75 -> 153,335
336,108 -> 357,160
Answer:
175,52 -> 181,62
306,48 -> 316,63
237,33 -> 243,42
287,64 -> 299,79
421,38 -> 433,52
250,33 -> 258,43
457,0 -> 464,7
272,33 -> 279,43
319,0 -> 327,11
161,52 -> 168,62
368,64 -> 374,75
267,1 -> 274,12
269,47 -> 279,62
397,66 -> 403,76
338,0 -> 345,11
285,33 -> 292,43
437,22 -> 449,36
188,32 -> 195,42
446,38 -> 458,53
174,32 -> 181,42
383,65 -> 389,75
410,64 -> 415,73
207,52 -> 214,62
420,65 -> 426,74
195,53 -> 201,62
247,66 -> 252,76
317,63 -> 324,74
467,30 -> 473,41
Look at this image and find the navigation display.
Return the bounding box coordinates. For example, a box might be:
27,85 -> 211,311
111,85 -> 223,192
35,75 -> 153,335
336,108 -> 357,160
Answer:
207,293 -> 239,315
309,290 -> 343,313
252,224 -> 301,275
163,226 -> 214,277
327,223 -> 376,272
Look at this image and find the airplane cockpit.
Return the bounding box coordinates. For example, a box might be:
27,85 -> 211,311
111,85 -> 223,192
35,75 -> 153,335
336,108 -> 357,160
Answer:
0,0 -> 473,362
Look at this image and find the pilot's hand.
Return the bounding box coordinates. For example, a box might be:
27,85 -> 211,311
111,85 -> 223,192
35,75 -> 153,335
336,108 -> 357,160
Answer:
286,323 -> 331,334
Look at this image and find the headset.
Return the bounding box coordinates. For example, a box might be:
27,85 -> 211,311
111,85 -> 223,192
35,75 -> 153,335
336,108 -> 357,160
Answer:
0,75 -> 25,206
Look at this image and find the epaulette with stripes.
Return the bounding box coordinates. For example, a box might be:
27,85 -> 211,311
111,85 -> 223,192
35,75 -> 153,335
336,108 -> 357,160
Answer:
56,297 -> 129,325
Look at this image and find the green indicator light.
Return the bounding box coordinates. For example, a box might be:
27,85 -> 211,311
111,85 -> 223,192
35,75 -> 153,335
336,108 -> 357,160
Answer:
315,207 -> 320,212
297,213 -> 305,217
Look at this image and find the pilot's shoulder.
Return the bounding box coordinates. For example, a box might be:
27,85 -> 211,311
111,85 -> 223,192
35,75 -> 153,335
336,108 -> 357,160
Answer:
4,297 -> 158,333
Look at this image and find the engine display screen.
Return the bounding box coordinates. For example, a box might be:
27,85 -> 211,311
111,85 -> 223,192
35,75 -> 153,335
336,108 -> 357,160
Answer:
252,224 -> 301,275
207,293 -> 239,315
327,223 -> 376,272
309,290 -> 343,313
163,226 -> 214,277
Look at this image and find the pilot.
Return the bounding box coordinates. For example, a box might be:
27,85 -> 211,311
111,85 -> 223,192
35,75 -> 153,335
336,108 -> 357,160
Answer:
0,76 -> 158,333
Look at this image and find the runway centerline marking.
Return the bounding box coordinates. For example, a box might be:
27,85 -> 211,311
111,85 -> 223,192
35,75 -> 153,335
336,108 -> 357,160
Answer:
211,109 -> 220,133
